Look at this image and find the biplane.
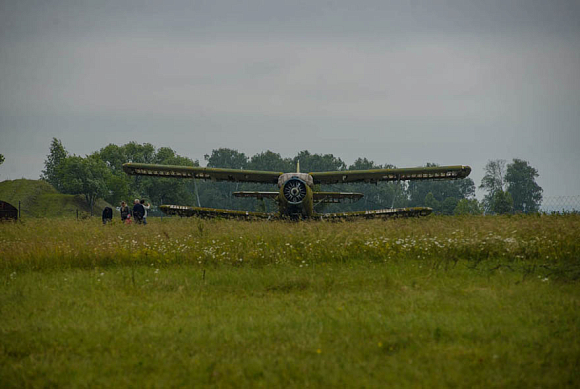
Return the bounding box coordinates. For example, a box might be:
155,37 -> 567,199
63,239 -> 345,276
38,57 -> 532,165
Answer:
122,162 -> 471,220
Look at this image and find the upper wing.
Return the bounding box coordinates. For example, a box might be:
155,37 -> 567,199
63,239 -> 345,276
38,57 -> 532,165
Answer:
123,163 -> 282,184
160,205 -> 275,219
310,165 -> 471,185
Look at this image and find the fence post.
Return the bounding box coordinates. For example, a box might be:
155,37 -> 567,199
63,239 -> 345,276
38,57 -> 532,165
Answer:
76,209 -> 78,220
18,201 -> 21,220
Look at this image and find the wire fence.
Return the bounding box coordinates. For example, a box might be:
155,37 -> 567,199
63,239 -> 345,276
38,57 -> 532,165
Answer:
11,200 -> 88,220
541,196 -> 580,214
6,201 -> 162,221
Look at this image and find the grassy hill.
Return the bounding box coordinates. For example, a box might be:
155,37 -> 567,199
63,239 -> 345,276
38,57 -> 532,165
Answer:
0,179 -> 114,219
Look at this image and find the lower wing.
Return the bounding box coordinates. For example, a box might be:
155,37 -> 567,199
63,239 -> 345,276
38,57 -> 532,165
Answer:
315,207 -> 432,219
313,191 -> 363,203
159,205 -> 275,220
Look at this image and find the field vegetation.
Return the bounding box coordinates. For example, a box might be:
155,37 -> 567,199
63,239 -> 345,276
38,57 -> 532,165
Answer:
0,179 -> 113,219
1,215 -> 579,387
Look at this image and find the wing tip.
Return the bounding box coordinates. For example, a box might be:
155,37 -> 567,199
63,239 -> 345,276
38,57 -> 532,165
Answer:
462,165 -> 472,177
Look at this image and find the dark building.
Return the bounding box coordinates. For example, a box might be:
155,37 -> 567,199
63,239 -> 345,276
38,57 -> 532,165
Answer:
0,201 -> 18,221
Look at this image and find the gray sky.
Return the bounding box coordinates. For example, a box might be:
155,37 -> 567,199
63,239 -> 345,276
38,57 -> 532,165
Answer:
1,0 -> 579,198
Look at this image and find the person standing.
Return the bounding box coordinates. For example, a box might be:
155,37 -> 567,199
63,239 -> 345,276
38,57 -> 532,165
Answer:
140,199 -> 151,225
102,207 -> 113,225
120,201 -> 130,222
132,199 -> 145,224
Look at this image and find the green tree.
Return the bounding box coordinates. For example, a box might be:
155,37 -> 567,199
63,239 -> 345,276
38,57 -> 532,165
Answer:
480,160 -> 506,193
93,143 -> 199,208
424,192 -> 440,212
58,155 -> 111,215
479,159 -> 506,212
491,190 -> 513,215
124,142 -> 156,164
454,199 -> 483,215
292,151 -> 346,172
505,159 -> 542,213
349,158 -> 380,171
205,148 -> 248,169
104,174 -> 130,207
247,151 -> 293,172
440,197 -> 459,215
94,144 -> 128,173
92,144 -> 131,206
41,138 -> 68,192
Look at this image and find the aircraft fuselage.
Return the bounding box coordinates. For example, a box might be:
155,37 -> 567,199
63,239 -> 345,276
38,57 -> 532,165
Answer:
276,173 -> 314,218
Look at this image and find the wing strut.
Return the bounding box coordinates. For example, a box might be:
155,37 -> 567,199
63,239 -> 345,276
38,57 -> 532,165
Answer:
391,178 -> 400,208
193,179 -> 201,207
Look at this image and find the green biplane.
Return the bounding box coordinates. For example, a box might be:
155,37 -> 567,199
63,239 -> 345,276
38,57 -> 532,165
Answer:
122,162 -> 471,220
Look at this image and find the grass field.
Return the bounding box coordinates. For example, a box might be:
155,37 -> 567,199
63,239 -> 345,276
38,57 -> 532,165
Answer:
1,215 -> 579,387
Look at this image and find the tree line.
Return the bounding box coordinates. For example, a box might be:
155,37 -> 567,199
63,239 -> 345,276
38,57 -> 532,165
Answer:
39,138 -> 542,215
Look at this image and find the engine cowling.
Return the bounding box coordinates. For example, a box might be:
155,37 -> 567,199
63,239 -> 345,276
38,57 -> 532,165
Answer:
283,178 -> 308,204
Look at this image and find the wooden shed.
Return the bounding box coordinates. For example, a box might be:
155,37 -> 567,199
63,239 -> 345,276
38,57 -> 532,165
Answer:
0,201 -> 18,221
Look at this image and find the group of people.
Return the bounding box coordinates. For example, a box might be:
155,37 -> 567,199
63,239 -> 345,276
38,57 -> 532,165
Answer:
119,199 -> 151,224
102,199 -> 151,225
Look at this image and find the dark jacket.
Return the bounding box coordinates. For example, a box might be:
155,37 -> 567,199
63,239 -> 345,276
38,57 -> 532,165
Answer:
133,203 -> 145,221
102,207 -> 113,223
120,206 -> 130,220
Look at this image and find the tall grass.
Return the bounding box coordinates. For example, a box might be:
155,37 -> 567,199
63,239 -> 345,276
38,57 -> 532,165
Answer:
1,215 -> 579,387
1,215 -> 579,280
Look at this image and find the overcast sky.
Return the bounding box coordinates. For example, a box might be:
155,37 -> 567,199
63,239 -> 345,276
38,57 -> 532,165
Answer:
1,0 -> 579,199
